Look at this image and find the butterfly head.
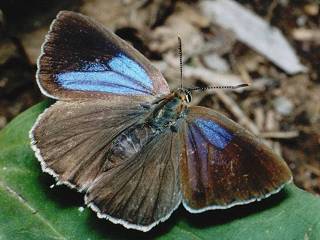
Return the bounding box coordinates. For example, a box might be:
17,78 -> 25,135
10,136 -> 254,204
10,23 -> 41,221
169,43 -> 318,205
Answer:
174,88 -> 192,104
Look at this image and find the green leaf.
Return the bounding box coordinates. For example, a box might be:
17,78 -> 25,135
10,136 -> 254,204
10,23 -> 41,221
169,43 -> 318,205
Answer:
0,101 -> 320,240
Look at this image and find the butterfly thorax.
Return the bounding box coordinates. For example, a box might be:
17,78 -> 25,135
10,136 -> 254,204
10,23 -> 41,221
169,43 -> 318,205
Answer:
148,89 -> 190,131
105,90 -> 189,167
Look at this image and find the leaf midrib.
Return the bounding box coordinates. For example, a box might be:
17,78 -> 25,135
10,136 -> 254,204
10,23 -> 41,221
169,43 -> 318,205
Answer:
0,179 -> 67,240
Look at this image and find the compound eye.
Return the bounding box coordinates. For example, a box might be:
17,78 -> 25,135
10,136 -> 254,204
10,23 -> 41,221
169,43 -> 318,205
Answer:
186,92 -> 192,103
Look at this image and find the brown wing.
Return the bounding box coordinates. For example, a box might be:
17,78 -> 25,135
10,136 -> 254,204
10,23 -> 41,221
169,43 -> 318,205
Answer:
179,106 -> 292,212
37,11 -> 170,101
31,100 -> 181,231
84,128 -> 181,231
30,99 -> 148,191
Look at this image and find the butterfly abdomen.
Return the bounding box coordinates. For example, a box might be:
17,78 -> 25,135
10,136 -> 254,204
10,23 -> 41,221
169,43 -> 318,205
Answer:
106,124 -> 155,167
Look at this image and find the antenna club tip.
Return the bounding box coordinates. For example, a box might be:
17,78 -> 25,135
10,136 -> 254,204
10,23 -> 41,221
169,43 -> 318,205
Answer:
238,83 -> 249,87
234,83 -> 249,88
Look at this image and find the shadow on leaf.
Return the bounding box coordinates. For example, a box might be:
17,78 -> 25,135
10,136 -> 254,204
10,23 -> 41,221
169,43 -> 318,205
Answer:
39,173 -> 84,207
185,188 -> 289,228
39,168 -> 290,239
88,188 -> 289,238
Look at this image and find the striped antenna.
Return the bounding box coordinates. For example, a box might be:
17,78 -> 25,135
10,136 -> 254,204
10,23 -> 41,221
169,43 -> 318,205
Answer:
188,83 -> 249,92
178,36 -> 183,89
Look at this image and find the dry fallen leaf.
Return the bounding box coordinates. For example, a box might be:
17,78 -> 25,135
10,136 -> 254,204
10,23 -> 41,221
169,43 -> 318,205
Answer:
200,0 -> 306,74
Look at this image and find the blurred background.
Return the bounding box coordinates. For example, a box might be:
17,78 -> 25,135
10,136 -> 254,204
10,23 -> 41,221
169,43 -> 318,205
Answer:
0,0 -> 319,195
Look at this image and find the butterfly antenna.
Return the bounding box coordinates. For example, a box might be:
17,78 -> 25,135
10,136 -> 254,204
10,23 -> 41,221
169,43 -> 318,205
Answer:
178,36 -> 183,89
188,83 -> 249,92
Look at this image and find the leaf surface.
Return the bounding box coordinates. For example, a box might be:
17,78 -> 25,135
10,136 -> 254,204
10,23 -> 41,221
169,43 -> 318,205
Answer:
0,101 -> 319,240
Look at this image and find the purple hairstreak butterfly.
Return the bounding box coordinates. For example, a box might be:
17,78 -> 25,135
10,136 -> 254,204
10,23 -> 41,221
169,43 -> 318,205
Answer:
30,11 -> 292,232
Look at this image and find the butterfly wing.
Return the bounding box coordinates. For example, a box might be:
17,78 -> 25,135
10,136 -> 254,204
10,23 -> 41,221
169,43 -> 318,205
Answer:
32,10 -> 180,231
179,106 -> 292,212
37,11 -> 170,101
31,100 -> 181,231
84,126 -> 181,231
30,99 -> 149,191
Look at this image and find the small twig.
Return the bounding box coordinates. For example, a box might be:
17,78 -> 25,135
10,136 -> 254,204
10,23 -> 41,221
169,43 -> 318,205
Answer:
265,110 -> 278,132
305,163 -> 320,177
213,90 -> 260,135
259,131 -> 300,139
253,108 -> 265,130
272,141 -> 282,157
292,28 -> 320,43
236,63 -> 253,85
265,0 -> 278,22
10,36 -> 32,66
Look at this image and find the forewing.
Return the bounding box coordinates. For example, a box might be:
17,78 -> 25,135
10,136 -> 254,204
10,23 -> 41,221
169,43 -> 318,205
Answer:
85,129 -> 181,231
179,106 -> 292,212
38,11 -> 170,100
30,99 -> 148,191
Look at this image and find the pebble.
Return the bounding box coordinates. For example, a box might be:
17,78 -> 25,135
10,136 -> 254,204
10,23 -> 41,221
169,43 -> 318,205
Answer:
273,96 -> 294,116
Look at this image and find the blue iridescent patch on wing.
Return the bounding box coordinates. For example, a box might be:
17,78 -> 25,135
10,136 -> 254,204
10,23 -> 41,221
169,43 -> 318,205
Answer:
193,118 -> 233,149
55,53 -> 153,95
109,53 -> 152,90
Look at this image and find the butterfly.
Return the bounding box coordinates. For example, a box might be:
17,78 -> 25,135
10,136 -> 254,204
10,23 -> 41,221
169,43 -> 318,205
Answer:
30,11 -> 292,232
